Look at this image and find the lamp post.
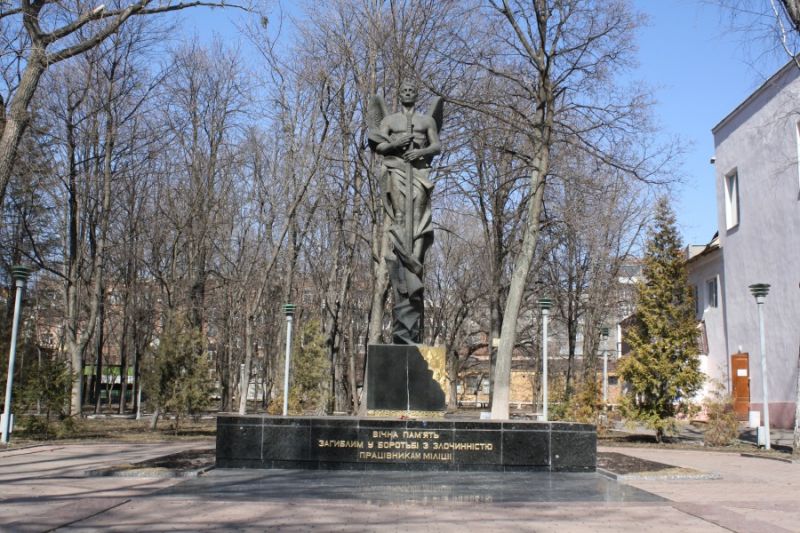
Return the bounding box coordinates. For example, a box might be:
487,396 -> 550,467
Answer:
2,265 -> 31,445
600,327 -> 610,409
538,298 -> 552,421
749,283 -> 771,449
281,304 -> 296,416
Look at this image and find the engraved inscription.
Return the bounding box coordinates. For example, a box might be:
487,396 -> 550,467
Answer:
317,439 -> 364,448
315,429 -> 494,463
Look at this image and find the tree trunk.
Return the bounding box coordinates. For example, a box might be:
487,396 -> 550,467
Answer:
491,149 -> 549,420
118,249 -> 136,414
488,288 -> 502,407
220,331 -> 234,412
65,67 -> 115,415
150,406 -> 160,431
781,0 -> 800,31
238,318 -> 255,415
367,220 -> 390,345
118,313 -> 129,414
347,322 -> 359,413
93,291 -> 106,414
132,337 -> 142,418
0,50 -> 45,207
448,351 -> 459,410
487,184 -> 508,407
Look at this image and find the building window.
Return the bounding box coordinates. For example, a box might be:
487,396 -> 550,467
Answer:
697,321 -> 709,354
705,278 -> 718,309
692,285 -> 700,316
724,170 -> 739,229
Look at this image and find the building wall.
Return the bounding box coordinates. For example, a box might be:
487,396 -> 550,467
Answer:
687,247 -> 728,399
712,63 -> 800,427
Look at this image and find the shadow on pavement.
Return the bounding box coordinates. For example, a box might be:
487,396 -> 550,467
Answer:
155,468 -> 666,505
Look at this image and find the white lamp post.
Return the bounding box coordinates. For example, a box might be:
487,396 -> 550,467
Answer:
539,298 -> 552,421
600,327 -> 610,409
749,283 -> 770,450
2,265 -> 31,445
282,304 -> 296,416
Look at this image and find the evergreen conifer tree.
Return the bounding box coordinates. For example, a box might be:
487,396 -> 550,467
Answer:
143,312 -> 214,432
288,321 -> 330,415
618,197 -> 704,442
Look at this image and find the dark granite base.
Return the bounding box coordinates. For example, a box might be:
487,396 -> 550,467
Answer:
216,415 -> 596,472
366,344 -> 445,411
159,469 -> 663,504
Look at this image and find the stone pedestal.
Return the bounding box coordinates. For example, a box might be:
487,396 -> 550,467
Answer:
365,344 -> 446,415
216,415 -> 597,472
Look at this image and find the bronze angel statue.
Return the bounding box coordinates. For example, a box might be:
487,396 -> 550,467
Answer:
367,81 -> 444,345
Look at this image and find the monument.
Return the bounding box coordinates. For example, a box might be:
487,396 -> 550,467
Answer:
367,81 -> 442,344
215,80 -> 596,473
363,81 -> 446,415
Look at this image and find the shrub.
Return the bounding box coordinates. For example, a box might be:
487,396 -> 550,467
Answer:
703,381 -> 739,447
13,347 -> 74,439
143,312 -> 214,433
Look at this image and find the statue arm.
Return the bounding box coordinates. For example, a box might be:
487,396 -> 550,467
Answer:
376,120 -> 413,155
422,119 -> 441,156
403,118 -> 441,162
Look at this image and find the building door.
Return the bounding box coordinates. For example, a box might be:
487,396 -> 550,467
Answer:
731,353 -> 750,420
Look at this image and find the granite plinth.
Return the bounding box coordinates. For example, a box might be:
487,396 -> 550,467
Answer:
216,415 -> 596,472
366,344 -> 446,412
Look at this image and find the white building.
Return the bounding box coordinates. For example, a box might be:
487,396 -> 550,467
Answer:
691,60 -> 800,428
686,234 -> 726,406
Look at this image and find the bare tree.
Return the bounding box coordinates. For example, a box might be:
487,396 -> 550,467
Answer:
442,0 -> 668,419
35,46 -> 120,415
712,1 -> 800,64
0,0 -> 252,213
541,151 -> 649,402
152,41 -> 249,411
425,214 -> 485,408
448,99 -> 531,404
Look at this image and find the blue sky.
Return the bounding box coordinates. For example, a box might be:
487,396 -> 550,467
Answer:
632,0 -> 786,245
177,0 -> 787,247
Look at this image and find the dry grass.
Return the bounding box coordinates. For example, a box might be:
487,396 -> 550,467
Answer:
599,429 -> 792,459
7,415 -> 216,447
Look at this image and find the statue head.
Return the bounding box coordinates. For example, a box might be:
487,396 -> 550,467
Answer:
399,80 -> 418,106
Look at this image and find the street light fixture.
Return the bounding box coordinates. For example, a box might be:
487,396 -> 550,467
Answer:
2,265 -> 32,445
749,283 -> 770,449
281,304 -> 296,417
538,298 -> 552,421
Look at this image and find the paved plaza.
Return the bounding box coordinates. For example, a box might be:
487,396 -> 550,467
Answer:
1,440 -> 799,532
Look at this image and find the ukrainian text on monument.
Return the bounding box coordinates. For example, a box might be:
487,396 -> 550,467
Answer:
316,429 -> 495,463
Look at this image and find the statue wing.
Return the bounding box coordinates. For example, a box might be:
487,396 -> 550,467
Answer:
367,95 -> 389,151
427,96 -> 444,134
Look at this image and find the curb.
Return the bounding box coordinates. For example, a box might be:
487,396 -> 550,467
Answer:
740,452 -> 793,463
598,467 -> 721,481
86,463 -> 216,478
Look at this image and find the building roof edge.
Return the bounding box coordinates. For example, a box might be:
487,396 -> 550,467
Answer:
712,59 -> 798,135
